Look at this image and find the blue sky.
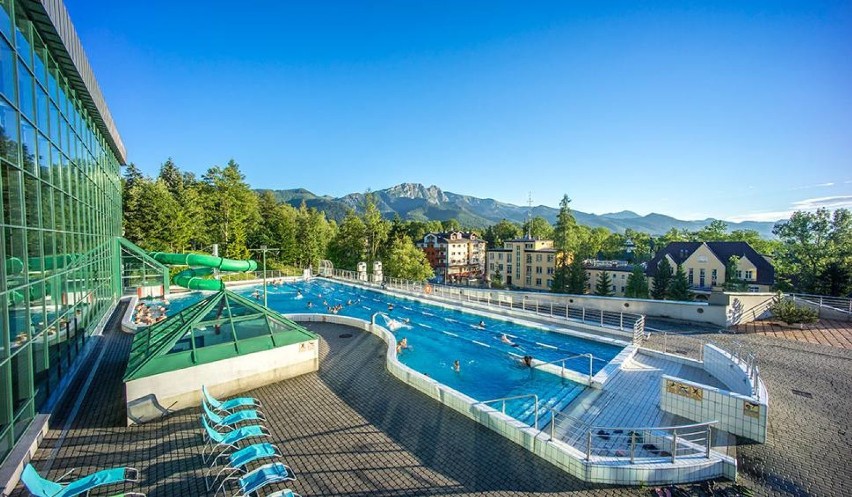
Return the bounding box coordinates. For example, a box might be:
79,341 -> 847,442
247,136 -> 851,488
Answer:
67,0 -> 851,222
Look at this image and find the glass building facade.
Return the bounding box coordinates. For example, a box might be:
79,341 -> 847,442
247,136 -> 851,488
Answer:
0,0 -> 124,464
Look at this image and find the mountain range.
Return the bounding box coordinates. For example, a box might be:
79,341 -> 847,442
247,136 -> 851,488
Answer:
258,183 -> 779,238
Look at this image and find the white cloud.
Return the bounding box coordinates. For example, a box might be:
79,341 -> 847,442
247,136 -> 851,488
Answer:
729,196 -> 852,223
791,182 -> 835,190
791,195 -> 852,210
727,210 -> 793,223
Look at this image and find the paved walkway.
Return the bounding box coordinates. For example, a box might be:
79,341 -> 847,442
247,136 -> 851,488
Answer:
730,319 -> 852,349
11,306 -> 852,496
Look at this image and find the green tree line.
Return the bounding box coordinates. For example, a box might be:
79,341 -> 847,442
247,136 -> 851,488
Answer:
123,160 -> 434,280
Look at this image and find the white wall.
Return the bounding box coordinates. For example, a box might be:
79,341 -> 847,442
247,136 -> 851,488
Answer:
660,374 -> 767,443
125,339 -> 318,425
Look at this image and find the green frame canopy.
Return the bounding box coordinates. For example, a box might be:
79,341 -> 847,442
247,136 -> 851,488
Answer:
124,290 -> 317,381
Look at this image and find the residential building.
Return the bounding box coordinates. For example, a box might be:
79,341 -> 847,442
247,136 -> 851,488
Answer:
485,237 -> 556,291
0,0 -> 126,464
584,260 -> 639,297
416,231 -> 486,283
645,241 -> 775,298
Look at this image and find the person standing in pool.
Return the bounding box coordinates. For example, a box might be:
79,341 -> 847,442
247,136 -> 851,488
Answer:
522,355 -> 533,367
453,360 -> 461,373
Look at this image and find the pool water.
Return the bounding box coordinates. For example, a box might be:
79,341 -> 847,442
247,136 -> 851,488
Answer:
145,280 -> 624,426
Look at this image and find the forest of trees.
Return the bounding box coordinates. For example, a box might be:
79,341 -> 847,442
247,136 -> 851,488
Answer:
122,159 -> 433,280
123,159 -> 852,297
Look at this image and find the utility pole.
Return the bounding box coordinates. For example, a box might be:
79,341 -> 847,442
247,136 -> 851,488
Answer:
249,245 -> 280,307
526,192 -> 533,238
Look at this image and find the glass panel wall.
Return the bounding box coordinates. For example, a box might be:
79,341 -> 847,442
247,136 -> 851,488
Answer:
0,0 -> 122,464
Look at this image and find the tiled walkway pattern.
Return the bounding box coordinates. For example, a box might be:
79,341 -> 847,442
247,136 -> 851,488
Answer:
731,319 -> 852,349
10,307 -> 852,496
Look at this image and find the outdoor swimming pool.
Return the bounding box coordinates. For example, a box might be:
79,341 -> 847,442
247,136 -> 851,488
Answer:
139,279 -> 625,425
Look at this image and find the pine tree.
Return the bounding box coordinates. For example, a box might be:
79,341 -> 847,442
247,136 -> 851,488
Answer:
594,270 -> 615,296
625,265 -> 650,299
668,264 -> 693,301
362,193 -> 390,264
551,195 -> 579,293
566,257 -> 589,294
651,258 -> 674,300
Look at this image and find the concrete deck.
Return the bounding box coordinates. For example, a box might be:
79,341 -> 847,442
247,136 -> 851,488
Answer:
8,305 -> 851,496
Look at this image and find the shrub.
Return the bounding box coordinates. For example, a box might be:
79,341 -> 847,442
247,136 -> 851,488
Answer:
770,297 -> 819,325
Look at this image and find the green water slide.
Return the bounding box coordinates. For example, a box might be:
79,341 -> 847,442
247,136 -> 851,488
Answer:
149,252 -> 258,291
5,255 -> 76,304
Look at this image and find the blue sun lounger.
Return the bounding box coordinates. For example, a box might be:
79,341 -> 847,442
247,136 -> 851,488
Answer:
20,463 -> 141,497
206,442 -> 283,491
265,490 -> 302,497
214,461 -> 295,497
201,416 -> 271,464
202,385 -> 261,414
202,399 -> 265,431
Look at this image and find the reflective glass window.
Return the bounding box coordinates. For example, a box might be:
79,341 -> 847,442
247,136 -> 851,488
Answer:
16,59 -> 31,118
1,159 -> 22,226
14,10 -> 30,68
32,39 -> 45,87
0,97 -> 17,163
0,0 -> 11,42
24,173 -> 39,228
36,131 -> 47,179
34,85 -> 45,130
0,36 -> 14,103
19,116 -> 33,173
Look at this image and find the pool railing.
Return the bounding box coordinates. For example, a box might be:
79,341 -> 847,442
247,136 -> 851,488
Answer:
324,270 -> 646,342
547,409 -> 718,463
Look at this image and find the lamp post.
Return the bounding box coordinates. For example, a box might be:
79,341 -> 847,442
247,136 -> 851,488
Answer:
249,245 -> 280,307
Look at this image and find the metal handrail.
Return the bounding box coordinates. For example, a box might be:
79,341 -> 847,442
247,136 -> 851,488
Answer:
480,393 -> 540,430
532,353 -> 597,382
546,408 -> 717,463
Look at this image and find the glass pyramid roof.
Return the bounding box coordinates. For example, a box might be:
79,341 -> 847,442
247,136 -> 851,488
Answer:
124,289 -> 317,381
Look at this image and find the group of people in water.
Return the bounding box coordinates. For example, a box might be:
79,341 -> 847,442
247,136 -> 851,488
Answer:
289,286 -> 538,373
133,300 -> 169,326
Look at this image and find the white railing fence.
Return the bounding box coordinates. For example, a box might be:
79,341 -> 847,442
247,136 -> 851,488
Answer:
548,410 -> 717,462
324,269 -> 646,342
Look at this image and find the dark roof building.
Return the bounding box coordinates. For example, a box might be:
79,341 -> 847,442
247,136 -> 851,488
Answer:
646,241 -> 775,287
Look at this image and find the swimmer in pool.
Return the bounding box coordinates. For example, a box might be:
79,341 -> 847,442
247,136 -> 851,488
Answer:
522,355 -> 533,368
478,320 -> 486,328
396,337 -> 409,355
453,360 -> 461,373
388,303 -> 394,311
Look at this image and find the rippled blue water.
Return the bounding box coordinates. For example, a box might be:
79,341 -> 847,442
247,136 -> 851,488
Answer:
144,279 -> 625,425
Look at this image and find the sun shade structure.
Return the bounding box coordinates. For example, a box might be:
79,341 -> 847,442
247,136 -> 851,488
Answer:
124,290 -> 317,382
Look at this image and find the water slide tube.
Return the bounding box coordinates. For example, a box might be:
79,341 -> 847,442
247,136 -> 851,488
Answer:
148,252 -> 258,291
5,255 -> 76,303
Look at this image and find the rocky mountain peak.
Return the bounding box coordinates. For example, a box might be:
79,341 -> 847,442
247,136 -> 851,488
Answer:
383,183 -> 447,204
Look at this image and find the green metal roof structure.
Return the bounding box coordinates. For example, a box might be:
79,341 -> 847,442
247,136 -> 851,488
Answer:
124,290 -> 318,381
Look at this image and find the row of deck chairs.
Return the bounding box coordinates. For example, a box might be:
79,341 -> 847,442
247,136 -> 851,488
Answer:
201,385 -> 302,497
19,463 -> 144,497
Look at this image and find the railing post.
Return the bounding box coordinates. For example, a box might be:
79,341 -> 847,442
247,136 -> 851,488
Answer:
630,430 -> 636,463
671,429 -> 677,462
586,430 -> 592,461
620,313 -> 624,330
522,298 -> 526,311
582,307 -> 586,323
705,425 -> 712,458
550,410 -> 555,440
588,354 -> 593,383
600,310 -> 604,326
